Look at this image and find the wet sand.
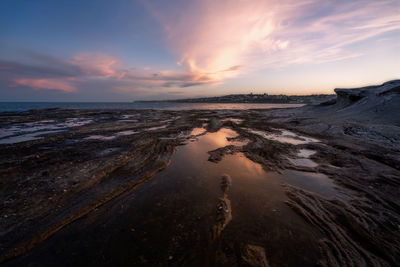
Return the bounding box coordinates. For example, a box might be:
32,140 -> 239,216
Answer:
0,106 -> 399,266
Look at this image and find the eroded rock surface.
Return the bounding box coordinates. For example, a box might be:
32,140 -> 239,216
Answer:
1,83 -> 399,266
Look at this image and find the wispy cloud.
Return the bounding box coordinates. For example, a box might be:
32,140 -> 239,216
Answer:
70,53 -> 127,79
145,0 -> 400,75
13,78 -> 77,92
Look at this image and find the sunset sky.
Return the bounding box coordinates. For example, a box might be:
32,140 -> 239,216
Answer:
1,0 -> 399,101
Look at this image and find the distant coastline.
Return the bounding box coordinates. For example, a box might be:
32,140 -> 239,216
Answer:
136,93 -> 335,104
0,102 -> 304,113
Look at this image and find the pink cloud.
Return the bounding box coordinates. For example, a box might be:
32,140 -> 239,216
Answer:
144,0 -> 400,77
13,78 -> 77,92
145,0 -> 296,79
71,53 -> 126,79
9,52 -> 130,93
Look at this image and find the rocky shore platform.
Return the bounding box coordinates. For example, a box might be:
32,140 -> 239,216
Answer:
1,81 -> 399,266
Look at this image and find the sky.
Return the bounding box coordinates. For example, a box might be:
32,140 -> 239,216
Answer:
0,0 -> 399,101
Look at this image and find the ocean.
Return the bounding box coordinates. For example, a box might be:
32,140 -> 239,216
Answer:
0,102 -> 304,112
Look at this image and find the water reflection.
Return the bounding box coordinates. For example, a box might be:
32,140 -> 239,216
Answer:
288,158 -> 318,168
288,149 -> 318,168
135,127 -> 336,263
116,130 -> 138,136
281,170 -> 337,198
194,128 -> 238,150
190,128 -> 206,136
0,118 -> 92,144
145,125 -> 168,131
83,125 -> 168,142
221,118 -> 243,124
244,128 -> 320,145
85,135 -> 116,141
181,128 -> 333,196
297,149 -> 316,158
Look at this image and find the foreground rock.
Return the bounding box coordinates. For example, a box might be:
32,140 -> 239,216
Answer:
262,80 -> 400,266
0,81 -> 399,266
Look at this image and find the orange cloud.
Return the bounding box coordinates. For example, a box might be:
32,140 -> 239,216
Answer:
14,78 -> 77,92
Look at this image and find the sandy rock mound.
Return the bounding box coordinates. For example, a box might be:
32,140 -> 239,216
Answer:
326,80 -> 400,124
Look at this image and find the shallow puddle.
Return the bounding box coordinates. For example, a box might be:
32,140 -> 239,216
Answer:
281,170 -> 336,198
96,147 -> 122,157
0,133 -> 41,144
121,114 -> 138,119
297,149 -> 316,158
145,125 -> 168,131
83,125 -> 168,142
116,130 -> 138,136
286,149 -> 319,168
221,118 -> 244,124
190,127 -> 206,136
84,135 -> 116,141
0,118 -> 92,144
0,130 -> 64,144
118,119 -> 138,122
288,158 -> 318,168
244,128 -> 320,145
63,118 -> 93,127
195,128 -> 238,149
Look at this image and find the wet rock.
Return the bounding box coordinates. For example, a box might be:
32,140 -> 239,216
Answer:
241,244 -> 270,267
0,109 -> 183,263
208,145 -> 238,163
206,118 -> 223,132
285,185 -> 397,266
213,197 -> 232,240
212,174 -> 233,240
220,174 -> 232,193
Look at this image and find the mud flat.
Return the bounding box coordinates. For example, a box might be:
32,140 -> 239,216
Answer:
1,81 -> 399,266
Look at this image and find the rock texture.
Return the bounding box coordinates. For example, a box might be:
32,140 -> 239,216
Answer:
327,80 -> 400,124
